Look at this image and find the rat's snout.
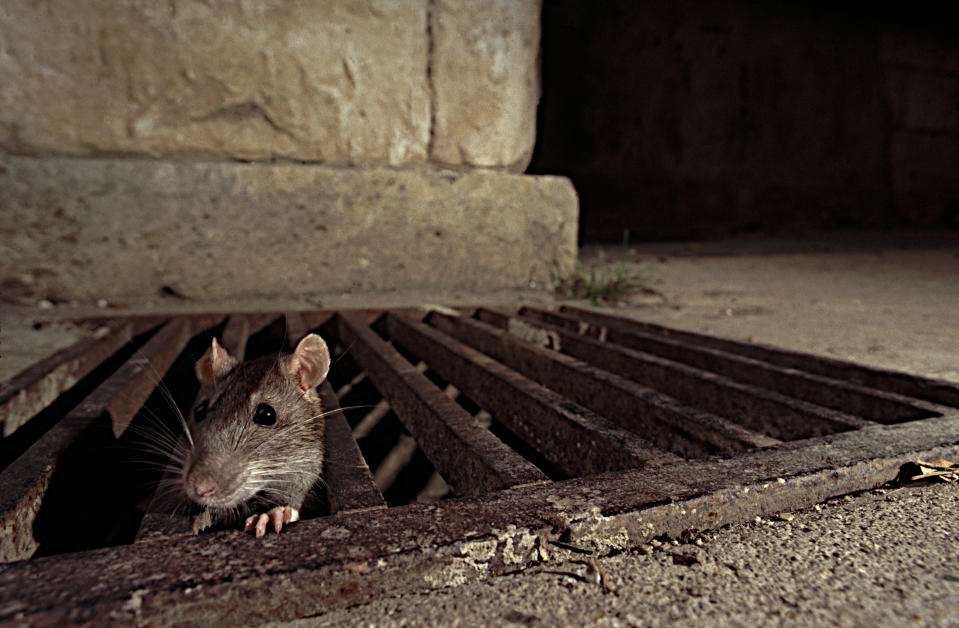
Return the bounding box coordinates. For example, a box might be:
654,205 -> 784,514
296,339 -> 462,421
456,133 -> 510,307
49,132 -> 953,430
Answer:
182,446 -> 252,509
185,466 -> 220,501
191,473 -> 218,498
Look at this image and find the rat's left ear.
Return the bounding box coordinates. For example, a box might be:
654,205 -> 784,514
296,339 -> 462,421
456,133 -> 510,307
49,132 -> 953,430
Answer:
286,333 -> 331,394
195,337 -> 239,388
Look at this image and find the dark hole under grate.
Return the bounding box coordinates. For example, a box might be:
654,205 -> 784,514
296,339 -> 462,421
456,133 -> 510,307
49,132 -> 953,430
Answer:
2,305 -> 958,624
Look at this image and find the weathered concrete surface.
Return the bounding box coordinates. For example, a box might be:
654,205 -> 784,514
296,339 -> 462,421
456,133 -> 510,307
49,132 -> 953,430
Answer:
0,0 -> 542,170
304,482 -> 959,627
430,0 -> 541,171
0,155 -> 578,302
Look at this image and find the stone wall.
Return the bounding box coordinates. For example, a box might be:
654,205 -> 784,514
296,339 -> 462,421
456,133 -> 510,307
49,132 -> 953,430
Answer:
0,0 -> 539,171
0,0 -> 575,304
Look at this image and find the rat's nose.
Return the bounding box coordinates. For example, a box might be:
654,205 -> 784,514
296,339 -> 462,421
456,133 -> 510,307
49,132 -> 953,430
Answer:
192,474 -> 219,498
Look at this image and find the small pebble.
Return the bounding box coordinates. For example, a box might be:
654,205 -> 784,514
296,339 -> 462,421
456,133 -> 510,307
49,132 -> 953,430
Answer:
96,299 -> 109,308
38,299 -> 54,309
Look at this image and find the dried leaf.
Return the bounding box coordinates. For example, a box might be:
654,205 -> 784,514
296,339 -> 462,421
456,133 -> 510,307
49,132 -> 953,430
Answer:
192,509 -> 213,534
898,459 -> 959,484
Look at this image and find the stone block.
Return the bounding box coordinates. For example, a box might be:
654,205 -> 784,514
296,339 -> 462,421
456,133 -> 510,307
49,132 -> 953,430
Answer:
430,0 -> 541,171
0,156 -> 577,302
0,0 -> 431,165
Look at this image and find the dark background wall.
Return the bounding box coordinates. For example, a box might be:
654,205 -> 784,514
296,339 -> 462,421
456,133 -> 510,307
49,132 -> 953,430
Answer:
529,1 -> 959,241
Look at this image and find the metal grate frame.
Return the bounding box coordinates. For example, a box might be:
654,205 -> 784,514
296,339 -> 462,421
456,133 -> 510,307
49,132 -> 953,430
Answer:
1,305 -> 958,624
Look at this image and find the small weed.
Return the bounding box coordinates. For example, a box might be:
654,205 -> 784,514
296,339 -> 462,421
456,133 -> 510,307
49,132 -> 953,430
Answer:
553,231 -> 666,306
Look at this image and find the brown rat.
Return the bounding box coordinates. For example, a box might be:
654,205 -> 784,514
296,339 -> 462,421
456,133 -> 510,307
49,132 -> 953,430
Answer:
181,333 -> 331,537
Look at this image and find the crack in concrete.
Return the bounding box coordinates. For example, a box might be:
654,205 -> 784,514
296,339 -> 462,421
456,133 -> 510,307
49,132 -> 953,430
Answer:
425,0 -> 437,161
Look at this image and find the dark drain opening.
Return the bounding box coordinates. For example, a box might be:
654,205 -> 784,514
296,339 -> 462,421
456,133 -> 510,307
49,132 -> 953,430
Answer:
2,305 -> 959,624
32,318 -> 227,555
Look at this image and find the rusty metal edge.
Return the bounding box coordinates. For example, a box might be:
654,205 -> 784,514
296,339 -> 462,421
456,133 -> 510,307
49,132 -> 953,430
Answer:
105,319 -> 195,439
455,309 -> 779,456
501,309 -> 874,439
0,322 -> 135,438
1,414 -> 957,625
560,305 -> 959,409
319,381 -> 387,514
525,306 -> 950,421
387,313 -> 680,472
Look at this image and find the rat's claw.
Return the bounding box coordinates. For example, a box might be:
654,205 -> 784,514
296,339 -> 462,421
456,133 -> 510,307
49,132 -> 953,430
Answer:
243,513 -> 270,538
243,507 -> 300,538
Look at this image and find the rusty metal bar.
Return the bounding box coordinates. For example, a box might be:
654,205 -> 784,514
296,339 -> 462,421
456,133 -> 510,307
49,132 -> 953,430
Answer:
335,313 -> 548,496
104,318 -> 194,438
0,322 -> 136,438
524,307 -> 949,423
284,311 -> 310,348
220,315 -> 252,361
560,305 -> 959,409
0,319 -> 192,561
318,381 -> 386,514
385,313 -> 679,472
426,312 -> 778,458
478,310 -> 871,441
2,413 -> 957,625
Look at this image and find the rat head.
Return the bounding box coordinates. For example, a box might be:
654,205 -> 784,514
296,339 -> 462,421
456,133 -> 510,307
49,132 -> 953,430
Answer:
181,334 -> 331,514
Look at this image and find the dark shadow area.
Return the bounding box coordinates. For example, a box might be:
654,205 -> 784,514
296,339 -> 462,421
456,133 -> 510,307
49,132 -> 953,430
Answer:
243,315 -> 289,360
529,0 -> 959,242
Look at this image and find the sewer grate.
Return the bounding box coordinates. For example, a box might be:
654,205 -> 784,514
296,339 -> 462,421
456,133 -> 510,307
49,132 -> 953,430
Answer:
1,305 -> 958,624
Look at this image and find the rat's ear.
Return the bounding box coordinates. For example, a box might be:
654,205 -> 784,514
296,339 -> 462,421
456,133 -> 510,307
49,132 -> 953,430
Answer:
286,333 -> 331,394
195,337 -> 239,387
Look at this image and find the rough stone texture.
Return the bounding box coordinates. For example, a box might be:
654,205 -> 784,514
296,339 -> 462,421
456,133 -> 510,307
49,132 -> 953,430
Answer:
430,0 -> 541,171
0,0 -> 543,170
0,156 -> 577,302
0,0 -> 431,165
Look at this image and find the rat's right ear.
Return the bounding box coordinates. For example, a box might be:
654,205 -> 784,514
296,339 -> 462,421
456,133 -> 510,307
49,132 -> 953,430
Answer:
195,337 -> 239,387
286,333 -> 331,395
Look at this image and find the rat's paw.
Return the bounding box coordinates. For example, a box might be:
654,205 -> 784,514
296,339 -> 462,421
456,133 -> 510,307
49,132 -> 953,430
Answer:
243,506 -> 300,538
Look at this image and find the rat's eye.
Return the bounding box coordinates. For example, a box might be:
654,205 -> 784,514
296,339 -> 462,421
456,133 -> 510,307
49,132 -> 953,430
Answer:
253,403 -> 276,427
193,400 -> 209,422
